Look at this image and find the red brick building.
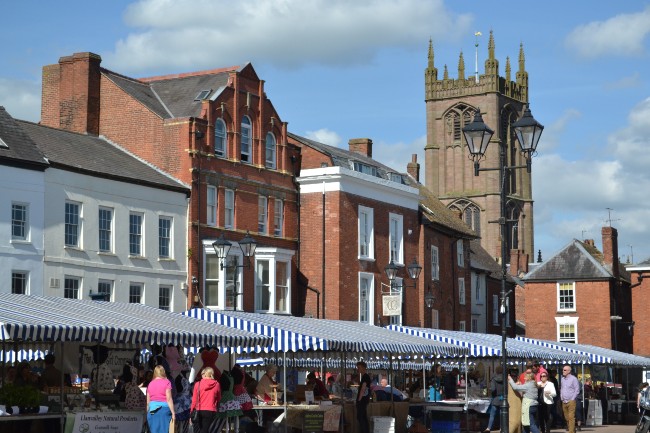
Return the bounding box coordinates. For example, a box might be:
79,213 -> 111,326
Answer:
41,52 -> 300,311
626,259 -> 650,357
521,227 -> 632,352
292,134 -> 485,329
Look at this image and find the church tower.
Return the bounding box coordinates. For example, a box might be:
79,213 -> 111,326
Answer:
424,31 -> 533,263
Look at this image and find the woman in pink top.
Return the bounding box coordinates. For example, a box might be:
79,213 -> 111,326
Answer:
146,365 -> 176,433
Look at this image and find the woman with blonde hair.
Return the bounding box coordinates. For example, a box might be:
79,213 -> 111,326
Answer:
146,365 -> 176,433
508,371 -> 540,433
190,366 -> 222,433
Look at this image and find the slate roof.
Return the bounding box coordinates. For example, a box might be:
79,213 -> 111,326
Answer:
525,239 -> 629,282
289,132 -> 408,185
17,120 -> 189,194
102,65 -> 239,119
0,106 -> 48,170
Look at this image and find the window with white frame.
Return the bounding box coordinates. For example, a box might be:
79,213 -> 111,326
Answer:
471,318 -> 478,332
265,132 -> 276,169
456,239 -> 464,267
352,161 -> 377,176
458,278 -> 466,305
159,216 -> 172,258
492,294 -> 499,325
205,254 -> 221,307
459,321 -> 466,331
98,207 -> 113,252
65,201 -> 81,247
159,285 -> 172,311
557,282 -> 576,311
556,316 -> 578,343
225,189 -> 234,229
431,309 -> 439,329
64,276 -> 80,299
11,203 -> 28,241
224,256 -> 240,310
258,196 -> 268,234
274,199 -> 283,237
215,118 -> 227,157
431,245 -> 439,280
359,273 -> 374,324
129,213 -> 143,256
129,283 -> 143,304
389,213 -> 403,264
474,274 -> 485,305
254,249 -> 292,314
12,271 -> 27,294
98,279 -> 112,301
358,206 -> 374,259
240,116 -> 251,163
207,186 -> 217,226
206,251 -> 245,310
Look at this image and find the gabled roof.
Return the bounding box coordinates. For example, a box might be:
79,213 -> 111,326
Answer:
470,239 -> 504,277
0,106 -> 48,170
289,132 -> 407,184
416,184 -> 478,239
17,120 -> 189,194
525,239 -> 616,281
103,64 -> 243,119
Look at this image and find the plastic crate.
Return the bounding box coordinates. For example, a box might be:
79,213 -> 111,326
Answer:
373,416 -> 395,433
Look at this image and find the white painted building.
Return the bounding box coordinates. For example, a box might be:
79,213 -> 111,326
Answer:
18,119 -> 191,312
0,107 -> 48,296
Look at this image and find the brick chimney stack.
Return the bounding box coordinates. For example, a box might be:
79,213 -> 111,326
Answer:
602,226 -> 619,278
348,138 -> 372,158
509,249 -> 529,276
407,154 -> 420,182
41,52 -> 102,135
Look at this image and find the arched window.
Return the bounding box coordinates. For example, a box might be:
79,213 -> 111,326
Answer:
505,202 -> 521,261
449,199 -> 481,236
265,132 -> 276,169
445,104 -> 475,145
240,116 -> 251,163
501,109 -> 518,195
215,118 -> 227,157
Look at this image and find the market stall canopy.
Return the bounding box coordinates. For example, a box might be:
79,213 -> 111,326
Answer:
0,293 -> 271,349
184,309 -> 468,357
387,326 -> 590,363
516,336 -> 650,366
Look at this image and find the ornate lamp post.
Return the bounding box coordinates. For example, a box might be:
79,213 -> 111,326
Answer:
463,105 -> 543,433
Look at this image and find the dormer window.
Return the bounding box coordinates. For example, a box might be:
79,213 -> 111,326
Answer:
194,90 -> 211,101
352,161 -> 377,177
389,173 -> 403,184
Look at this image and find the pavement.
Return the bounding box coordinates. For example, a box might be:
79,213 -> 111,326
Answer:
552,425 -> 638,433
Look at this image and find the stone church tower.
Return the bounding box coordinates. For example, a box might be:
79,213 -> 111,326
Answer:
424,31 -> 533,263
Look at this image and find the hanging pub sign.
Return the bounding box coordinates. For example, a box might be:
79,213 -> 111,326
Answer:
382,295 -> 401,316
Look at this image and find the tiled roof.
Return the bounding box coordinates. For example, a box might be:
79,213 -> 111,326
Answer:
525,239 -> 627,281
103,66 -> 235,119
289,132 -> 407,184
416,184 -> 478,239
17,120 -> 189,193
0,106 -> 48,169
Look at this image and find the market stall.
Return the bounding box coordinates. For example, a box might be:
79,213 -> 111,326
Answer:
0,293 -> 272,432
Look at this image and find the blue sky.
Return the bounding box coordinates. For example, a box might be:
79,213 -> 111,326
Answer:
2,0 -> 650,263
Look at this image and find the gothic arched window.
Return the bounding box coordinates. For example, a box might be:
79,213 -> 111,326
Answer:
449,199 -> 481,236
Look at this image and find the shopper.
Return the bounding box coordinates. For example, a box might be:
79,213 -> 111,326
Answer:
146,365 -> 176,433
508,371 -> 540,433
560,365 -> 580,433
190,367 -> 221,433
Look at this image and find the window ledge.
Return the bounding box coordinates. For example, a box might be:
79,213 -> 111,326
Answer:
358,256 -> 376,262
98,252 -> 116,256
10,239 -> 31,245
557,310 -> 577,314
158,258 -> 175,262
64,245 -> 83,251
128,255 -> 147,260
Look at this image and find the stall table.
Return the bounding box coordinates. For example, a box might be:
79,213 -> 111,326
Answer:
64,410 -> 144,433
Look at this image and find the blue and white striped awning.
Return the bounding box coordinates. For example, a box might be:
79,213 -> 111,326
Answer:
388,326 -> 590,363
516,337 -> 650,366
0,293 -> 271,349
184,309 -> 468,357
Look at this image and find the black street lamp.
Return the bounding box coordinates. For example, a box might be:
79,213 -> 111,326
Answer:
463,105 -> 543,433
211,231 -> 258,310
384,258 -> 423,288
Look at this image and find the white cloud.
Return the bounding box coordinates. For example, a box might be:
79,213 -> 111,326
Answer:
106,0 -> 472,73
305,128 -> 343,147
610,97 -> 650,172
538,108 -> 581,152
372,135 -> 426,174
565,6 -> 650,58
0,78 -> 41,122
